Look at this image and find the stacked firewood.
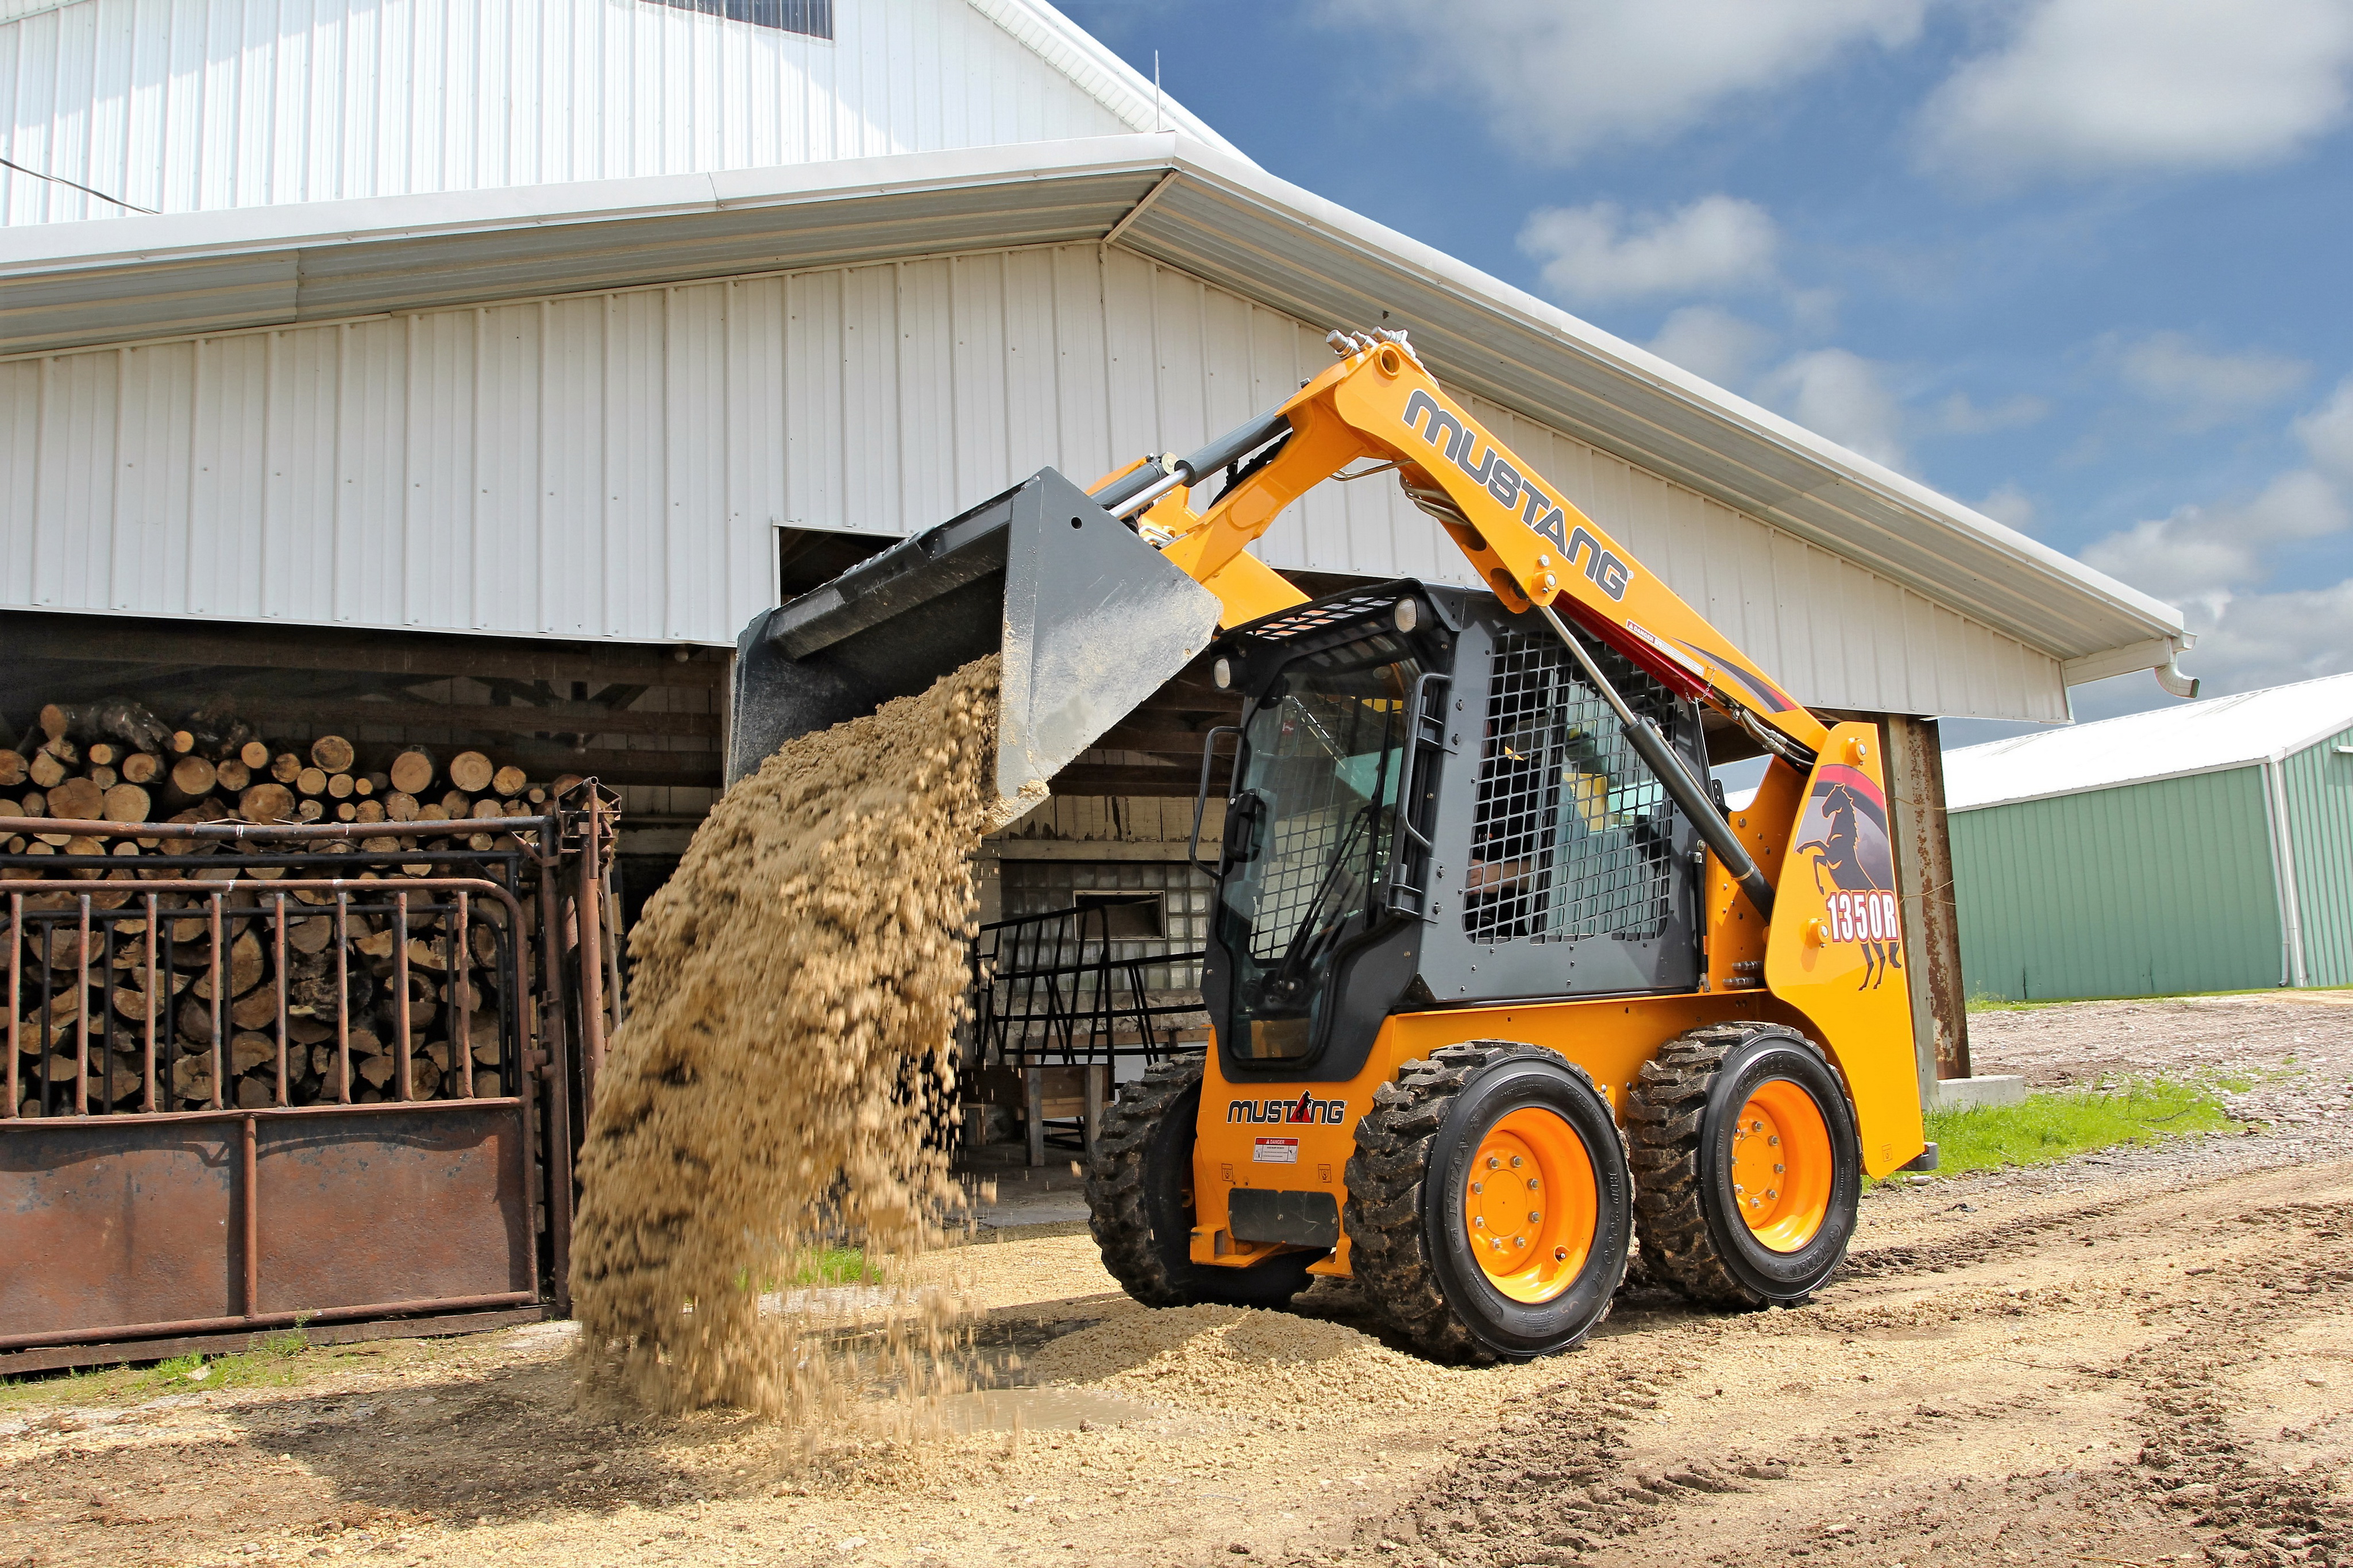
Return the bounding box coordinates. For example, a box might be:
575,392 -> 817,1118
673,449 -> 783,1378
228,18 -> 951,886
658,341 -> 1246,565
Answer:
0,696 -> 579,849
7,890 -> 534,1114
3,694 -> 590,1116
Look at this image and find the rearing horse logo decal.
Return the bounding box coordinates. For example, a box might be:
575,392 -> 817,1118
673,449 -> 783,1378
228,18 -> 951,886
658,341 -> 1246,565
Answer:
1792,767 -> 1903,991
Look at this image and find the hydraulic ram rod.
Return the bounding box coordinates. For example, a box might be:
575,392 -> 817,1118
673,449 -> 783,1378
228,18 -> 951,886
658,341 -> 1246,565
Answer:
1539,604 -> 1776,922
1091,410 -> 1293,516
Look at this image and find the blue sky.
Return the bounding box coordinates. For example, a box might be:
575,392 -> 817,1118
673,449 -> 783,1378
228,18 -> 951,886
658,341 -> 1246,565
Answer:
1060,0 -> 2353,746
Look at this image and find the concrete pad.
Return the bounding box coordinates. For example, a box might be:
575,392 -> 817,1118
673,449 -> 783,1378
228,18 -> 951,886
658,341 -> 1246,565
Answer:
1932,1073 -> 2029,1111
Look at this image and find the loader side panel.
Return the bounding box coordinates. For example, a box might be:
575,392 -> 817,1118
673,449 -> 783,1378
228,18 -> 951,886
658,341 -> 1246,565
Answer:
1191,995 -> 1782,1274
1762,721 -> 1927,1176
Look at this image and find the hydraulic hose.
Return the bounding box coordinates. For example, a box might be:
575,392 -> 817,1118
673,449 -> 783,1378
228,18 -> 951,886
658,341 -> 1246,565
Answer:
1537,604 -> 1776,922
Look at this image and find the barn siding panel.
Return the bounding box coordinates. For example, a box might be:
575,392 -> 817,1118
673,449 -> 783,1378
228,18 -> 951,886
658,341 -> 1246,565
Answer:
0,242 -> 2063,719
1949,768 -> 2283,1002
2282,724 -> 2353,988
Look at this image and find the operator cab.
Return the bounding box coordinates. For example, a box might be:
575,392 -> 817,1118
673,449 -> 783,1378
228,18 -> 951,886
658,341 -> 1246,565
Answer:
1196,581 -> 1709,1087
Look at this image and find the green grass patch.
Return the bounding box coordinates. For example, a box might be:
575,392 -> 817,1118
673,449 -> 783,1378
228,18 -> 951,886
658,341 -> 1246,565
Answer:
1922,1077 -> 2234,1178
792,1247 -> 871,1285
0,1320 -> 421,1413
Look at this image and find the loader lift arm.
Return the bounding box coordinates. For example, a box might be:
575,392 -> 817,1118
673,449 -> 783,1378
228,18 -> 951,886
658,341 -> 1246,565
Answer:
1088,330 -> 1827,917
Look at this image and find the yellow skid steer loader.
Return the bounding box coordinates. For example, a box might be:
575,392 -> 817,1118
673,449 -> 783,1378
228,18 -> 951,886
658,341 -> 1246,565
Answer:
729,328 -> 1928,1361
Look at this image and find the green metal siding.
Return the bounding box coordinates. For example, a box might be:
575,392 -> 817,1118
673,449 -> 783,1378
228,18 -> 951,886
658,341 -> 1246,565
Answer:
2281,722 -> 2353,987
1949,766 -> 2282,1001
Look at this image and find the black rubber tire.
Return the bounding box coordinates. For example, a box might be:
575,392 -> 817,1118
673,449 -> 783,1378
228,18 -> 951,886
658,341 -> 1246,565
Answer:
1084,1053 -> 1317,1310
1626,1021 -> 1862,1307
1343,1041 -> 1633,1364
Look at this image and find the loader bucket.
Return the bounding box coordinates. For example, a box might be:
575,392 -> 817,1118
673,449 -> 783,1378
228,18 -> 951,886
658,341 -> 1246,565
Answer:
727,467 -> 1224,810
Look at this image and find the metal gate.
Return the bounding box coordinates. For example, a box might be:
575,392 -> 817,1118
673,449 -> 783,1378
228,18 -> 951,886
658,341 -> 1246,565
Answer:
0,801 -> 620,1372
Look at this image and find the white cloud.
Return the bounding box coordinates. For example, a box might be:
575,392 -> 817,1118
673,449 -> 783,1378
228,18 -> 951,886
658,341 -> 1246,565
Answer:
2294,377 -> 2353,481
1519,198 -> 1779,307
1758,349 -> 1910,471
1935,391 -> 2051,435
1321,0 -> 1927,160
1646,306 -> 1775,388
2075,379 -> 2353,699
2173,578 -> 2353,693
2113,333 -> 2310,432
2080,470 -> 2350,616
1918,0 -> 2353,184
1976,483 -> 2038,532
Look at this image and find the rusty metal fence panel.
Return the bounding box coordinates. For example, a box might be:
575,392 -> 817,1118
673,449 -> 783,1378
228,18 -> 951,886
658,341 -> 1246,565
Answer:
0,805 -> 620,1366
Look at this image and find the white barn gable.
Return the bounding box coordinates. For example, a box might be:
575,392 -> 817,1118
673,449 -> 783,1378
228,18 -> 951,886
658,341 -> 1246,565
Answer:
0,0 -> 1238,225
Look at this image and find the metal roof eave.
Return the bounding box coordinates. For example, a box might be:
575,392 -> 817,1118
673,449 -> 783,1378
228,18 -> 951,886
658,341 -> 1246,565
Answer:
1946,755 -> 2265,813
0,132 -> 2186,675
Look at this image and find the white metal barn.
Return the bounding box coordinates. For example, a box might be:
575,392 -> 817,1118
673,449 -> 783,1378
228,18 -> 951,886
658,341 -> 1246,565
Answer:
0,0 -> 2189,1083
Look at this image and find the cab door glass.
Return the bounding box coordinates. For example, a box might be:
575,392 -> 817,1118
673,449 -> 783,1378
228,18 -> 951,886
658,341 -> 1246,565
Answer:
1215,651 -> 1421,1062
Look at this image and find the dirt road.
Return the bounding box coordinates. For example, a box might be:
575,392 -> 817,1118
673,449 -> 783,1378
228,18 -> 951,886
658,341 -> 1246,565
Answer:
3,995 -> 2347,1568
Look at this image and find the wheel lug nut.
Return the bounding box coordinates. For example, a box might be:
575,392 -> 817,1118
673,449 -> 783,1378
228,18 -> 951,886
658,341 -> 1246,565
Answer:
1471,1181 -> 1483,1194
1527,1177 -> 1540,1191
1528,1211 -> 1541,1223
1487,1157 -> 1500,1170
1510,1155 -> 1523,1168
1774,1163 -> 1784,1174
1473,1216 -> 1485,1228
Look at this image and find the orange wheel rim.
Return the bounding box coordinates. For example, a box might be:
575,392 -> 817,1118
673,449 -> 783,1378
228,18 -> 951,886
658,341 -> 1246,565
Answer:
1729,1079 -> 1833,1252
1463,1106 -> 1599,1304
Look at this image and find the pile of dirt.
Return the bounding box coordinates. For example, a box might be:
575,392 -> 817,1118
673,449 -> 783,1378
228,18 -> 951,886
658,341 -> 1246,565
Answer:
568,658 -> 1016,1419
1028,1304 -> 1485,1423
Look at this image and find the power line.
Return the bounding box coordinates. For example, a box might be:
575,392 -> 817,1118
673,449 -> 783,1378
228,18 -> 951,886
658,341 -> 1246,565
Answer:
0,152 -> 158,214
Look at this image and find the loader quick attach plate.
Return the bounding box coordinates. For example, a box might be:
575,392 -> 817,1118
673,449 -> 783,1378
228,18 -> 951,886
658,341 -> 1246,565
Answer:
728,469 -> 1223,807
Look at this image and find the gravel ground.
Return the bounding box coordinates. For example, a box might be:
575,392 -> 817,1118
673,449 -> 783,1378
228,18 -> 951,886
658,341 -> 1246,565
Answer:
2,993 -> 2348,1568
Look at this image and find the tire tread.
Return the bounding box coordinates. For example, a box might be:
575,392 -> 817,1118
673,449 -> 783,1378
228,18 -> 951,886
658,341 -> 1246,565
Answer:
1625,1022 -> 1847,1308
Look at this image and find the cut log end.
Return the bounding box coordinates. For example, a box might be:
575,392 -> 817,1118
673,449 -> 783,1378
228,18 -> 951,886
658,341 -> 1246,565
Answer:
168,756 -> 217,802
388,748 -> 437,796
102,783 -> 151,824
239,782 -> 297,825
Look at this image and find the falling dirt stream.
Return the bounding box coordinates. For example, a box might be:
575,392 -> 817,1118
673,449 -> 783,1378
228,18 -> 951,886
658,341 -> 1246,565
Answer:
566,657 -> 1011,1419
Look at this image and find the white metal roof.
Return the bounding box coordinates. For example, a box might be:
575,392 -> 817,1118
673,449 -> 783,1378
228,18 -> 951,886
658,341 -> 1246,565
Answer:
0,132 -> 2189,691
1945,672 -> 2353,810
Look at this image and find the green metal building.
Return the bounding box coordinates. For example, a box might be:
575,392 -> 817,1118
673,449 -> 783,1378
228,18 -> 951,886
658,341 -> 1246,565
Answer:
1943,674 -> 2353,1001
